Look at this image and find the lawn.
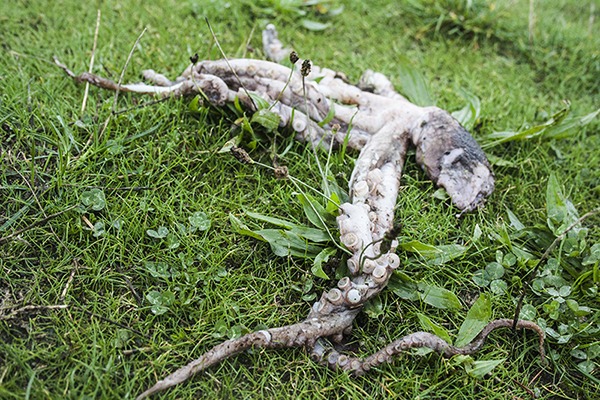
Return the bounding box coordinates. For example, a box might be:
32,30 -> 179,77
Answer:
1,0 -> 599,399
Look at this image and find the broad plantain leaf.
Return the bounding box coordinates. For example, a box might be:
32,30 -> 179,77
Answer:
465,358 -> 505,378
452,88 -> 481,130
417,313 -> 452,344
297,193 -> 332,230
506,208 -> 525,231
481,103 -> 600,148
290,225 -> 330,243
247,92 -> 271,110
251,109 -> 280,132
312,247 -> 336,279
364,296 -> 384,318
245,211 -> 330,242
417,282 -> 462,310
246,211 -> 298,229
543,107 -> 600,139
256,229 -> 322,258
300,19 -> 331,31
325,191 -> 341,215
229,213 -> 266,241
455,294 -> 491,347
400,240 -> 438,254
431,244 -> 468,265
400,240 -> 467,265
388,271 -> 419,301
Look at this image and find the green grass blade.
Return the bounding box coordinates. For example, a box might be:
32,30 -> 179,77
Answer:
482,103 -> 599,148
396,55 -> 435,106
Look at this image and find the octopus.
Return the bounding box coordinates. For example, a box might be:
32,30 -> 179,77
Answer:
56,24 -> 543,399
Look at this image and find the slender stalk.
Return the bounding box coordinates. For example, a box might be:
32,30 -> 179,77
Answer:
81,9 -> 101,116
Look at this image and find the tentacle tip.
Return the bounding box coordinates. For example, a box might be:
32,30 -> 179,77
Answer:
539,351 -> 548,366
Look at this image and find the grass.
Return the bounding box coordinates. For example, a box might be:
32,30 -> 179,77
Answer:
1,0 -> 599,399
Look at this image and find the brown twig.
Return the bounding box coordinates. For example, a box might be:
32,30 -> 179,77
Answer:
513,377 -> 535,397
136,310 -> 359,399
115,262 -> 143,307
59,258 -> 80,303
122,347 -> 152,356
0,304 -> 69,320
529,368 -> 543,385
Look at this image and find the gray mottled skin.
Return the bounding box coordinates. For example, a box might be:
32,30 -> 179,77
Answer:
57,25 -> 541,399
411,108 -> 495,211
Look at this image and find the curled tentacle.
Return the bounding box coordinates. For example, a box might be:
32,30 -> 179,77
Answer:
312,319 -> 545,376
